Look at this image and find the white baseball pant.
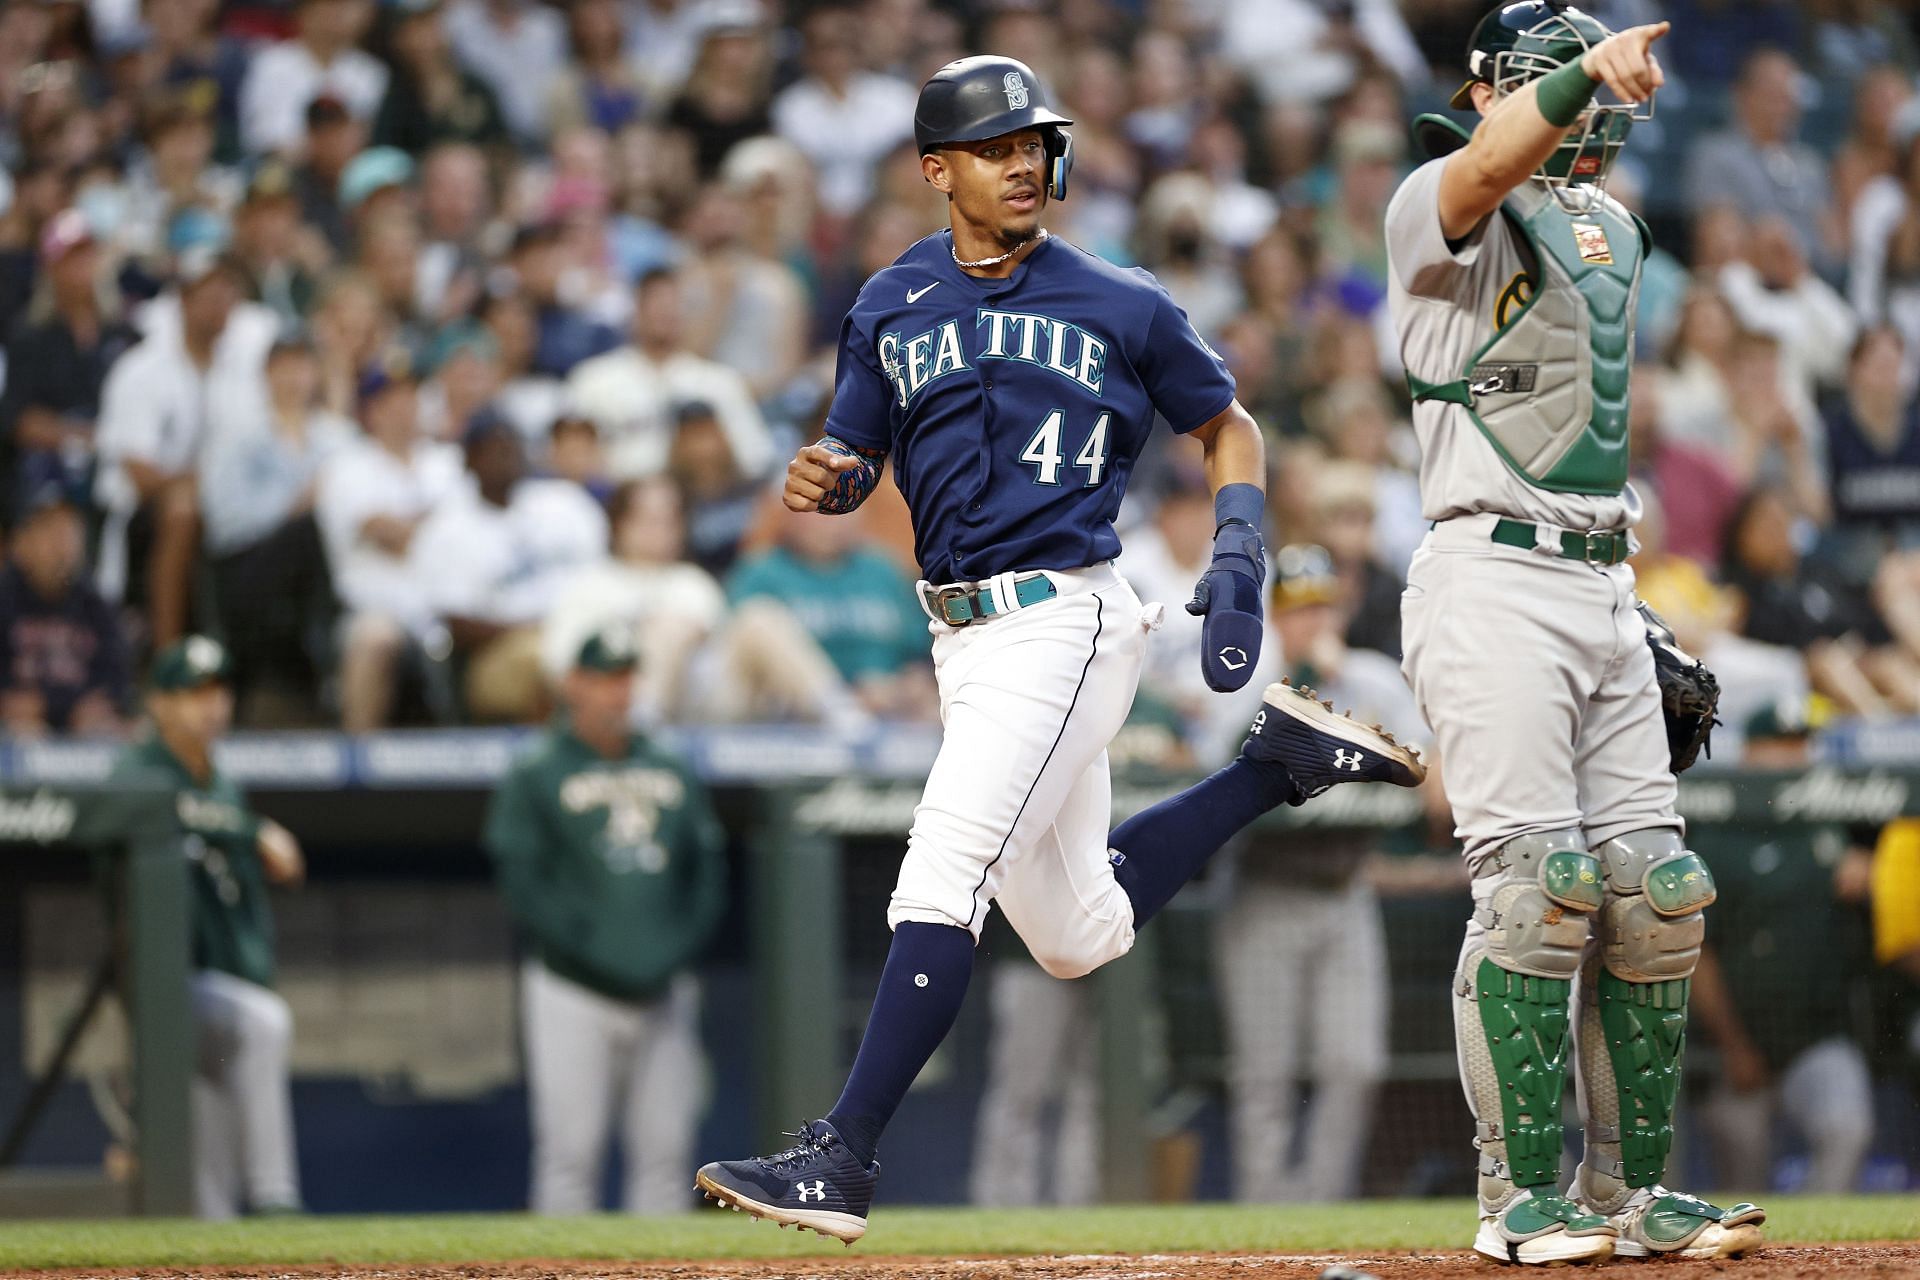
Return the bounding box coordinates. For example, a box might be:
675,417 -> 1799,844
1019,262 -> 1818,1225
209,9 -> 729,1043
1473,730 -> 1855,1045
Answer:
969,960 -> 1100,1206
888,563 -> 1157,980
191,969 -> 300,1219
1213,877 -> 1387,1202
521,962 -> 705,1214
1400,514 -> 1681,866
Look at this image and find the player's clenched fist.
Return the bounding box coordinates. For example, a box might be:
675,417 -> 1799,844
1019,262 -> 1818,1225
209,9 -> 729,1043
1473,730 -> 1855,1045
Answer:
784,441 -> 862,512
1580,20 -> 1667,104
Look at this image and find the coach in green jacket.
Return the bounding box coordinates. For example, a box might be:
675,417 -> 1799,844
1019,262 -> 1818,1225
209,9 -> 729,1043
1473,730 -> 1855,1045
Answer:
112,635 -> 305,1219
485,624 -> 728,1214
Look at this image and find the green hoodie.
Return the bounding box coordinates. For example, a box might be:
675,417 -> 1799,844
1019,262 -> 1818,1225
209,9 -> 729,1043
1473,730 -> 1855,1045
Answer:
484,721 -> 728,1001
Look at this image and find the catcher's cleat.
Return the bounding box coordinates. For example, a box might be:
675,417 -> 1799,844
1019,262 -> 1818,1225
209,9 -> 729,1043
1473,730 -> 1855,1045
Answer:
1585,1187 -> 1765,1260
1241,680 -> 1427,802
1473,1191 -> 1617,1266
695,1119 -> 878,1245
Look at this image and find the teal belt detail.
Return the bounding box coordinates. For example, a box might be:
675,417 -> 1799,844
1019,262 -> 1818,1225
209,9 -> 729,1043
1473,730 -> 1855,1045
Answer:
920,574 -> 1058,626
1491,518 -> 1630,566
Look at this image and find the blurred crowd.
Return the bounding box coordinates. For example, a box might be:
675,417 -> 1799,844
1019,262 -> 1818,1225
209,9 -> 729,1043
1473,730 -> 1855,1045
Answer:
0,0 -> 1915,748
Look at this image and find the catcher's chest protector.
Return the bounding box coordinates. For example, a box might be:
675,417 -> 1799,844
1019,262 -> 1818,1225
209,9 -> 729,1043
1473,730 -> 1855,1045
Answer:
1411,185 -> 1644,496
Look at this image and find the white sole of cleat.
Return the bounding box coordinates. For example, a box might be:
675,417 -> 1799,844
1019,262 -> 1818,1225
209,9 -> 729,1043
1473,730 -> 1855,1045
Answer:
695,1170 -> 867,1245
1473,1220 -> 1616,1266
1266,681 -> 1427,785
1613,1223 -> 1765,1260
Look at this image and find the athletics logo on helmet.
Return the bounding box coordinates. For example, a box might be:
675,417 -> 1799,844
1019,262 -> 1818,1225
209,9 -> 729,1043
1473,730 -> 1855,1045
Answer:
914,54 -> 1076,199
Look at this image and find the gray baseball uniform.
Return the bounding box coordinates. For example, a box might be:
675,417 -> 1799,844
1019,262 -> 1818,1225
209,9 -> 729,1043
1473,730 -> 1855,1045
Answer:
1386,157 -> 1678,869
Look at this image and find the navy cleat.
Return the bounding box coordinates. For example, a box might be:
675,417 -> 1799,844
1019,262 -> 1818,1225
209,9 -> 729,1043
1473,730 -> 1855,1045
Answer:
695,1119 -> 878,1244
1241,679 -> 1426,801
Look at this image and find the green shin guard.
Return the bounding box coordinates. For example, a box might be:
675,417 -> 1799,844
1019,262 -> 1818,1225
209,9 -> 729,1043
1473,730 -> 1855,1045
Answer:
1594,972 -> 1689,1187
1474,957 -> 1574,1187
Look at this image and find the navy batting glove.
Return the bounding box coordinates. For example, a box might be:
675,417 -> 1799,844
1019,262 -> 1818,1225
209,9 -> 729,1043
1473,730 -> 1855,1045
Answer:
1186,483 -> 1266,693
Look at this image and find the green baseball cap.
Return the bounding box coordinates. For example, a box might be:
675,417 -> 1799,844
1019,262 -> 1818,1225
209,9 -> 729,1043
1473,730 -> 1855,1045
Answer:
148,635 -> 233,691
574,626 -> 639,674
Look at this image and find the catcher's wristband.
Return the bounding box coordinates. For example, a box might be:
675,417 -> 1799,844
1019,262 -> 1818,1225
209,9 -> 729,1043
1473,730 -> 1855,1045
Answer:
1536,58 -> 1602,128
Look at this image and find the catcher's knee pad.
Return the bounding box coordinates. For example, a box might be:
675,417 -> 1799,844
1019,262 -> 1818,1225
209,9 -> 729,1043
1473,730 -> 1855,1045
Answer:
1594,828 -> 1715,982
1454,831 -> 1599,1197
1473,829 -> 1602,979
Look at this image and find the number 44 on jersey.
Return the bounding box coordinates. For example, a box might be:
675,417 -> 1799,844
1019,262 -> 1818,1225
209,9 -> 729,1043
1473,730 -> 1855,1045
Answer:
1020,410 -> 1110,486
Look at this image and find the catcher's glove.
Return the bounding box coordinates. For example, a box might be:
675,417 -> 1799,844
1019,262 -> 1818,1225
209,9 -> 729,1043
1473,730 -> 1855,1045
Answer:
1638,601 -> 1721,774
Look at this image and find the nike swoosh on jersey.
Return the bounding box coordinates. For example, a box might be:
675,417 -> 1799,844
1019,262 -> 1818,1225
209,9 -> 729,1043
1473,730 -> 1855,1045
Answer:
906,282 -> 941,303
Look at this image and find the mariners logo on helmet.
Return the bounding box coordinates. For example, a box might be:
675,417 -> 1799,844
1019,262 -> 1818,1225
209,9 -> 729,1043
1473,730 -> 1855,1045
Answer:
914,54 -> 1076,199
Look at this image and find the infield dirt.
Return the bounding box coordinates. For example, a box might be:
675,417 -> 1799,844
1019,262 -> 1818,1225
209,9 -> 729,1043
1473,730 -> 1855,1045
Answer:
12,1245 -> 1920,1280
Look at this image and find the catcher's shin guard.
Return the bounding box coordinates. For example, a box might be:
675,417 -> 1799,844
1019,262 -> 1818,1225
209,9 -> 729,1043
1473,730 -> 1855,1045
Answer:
1573,827 -> 1715,1211
1455,830 -> 1602,1209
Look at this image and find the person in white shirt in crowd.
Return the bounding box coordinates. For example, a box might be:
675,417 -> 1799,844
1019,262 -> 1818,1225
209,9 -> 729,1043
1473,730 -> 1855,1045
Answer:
542,475 -> 727,728
95,249 -> 276,648
565,267 -> 774,481
1717,216 -> 1857,419
626,0 -> 723,103
1212,0 -> 1425,107
199,336 -> 356,723
1850,98 -> 1920,384
543,474 -> 864,728
1199,544 -> 1434,1203
314,359 -> 464,730
443,0 -> 567,146
769,5 -> 917,219
239,0 -> 389,155
409,409 -> 606,723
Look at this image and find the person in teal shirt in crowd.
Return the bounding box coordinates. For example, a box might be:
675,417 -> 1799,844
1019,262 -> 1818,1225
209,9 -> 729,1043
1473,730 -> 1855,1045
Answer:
727,501 -> 934,719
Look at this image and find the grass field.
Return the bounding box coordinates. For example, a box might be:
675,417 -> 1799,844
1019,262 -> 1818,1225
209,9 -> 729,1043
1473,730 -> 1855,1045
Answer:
0,1195 -> 1913,1271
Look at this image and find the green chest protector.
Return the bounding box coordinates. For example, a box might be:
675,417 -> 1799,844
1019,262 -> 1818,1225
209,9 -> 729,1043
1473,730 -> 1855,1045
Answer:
1406,116 -> 1646,496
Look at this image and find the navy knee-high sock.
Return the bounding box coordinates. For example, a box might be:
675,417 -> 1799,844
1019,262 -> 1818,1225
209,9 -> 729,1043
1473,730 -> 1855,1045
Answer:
825,921 -> 974,1165
1109,759 -> 1295,928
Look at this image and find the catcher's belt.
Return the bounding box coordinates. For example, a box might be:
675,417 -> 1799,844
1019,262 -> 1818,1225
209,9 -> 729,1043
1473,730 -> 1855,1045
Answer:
916,570 -> 1058,627
1435,512 -> 1631,565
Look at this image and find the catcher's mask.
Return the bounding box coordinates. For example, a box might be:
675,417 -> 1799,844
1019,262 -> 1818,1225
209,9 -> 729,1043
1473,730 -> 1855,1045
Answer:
1461,3 -> 1651,213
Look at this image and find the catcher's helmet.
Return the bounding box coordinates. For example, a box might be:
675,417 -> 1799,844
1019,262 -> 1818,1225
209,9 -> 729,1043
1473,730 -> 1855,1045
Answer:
914,55 -> 1075,199
1450,1 -> 1647,212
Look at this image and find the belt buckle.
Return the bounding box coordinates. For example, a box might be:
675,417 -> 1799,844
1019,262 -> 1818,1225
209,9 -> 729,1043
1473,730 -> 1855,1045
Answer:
925,582 -> 976,626
1584,530 -> 1621,565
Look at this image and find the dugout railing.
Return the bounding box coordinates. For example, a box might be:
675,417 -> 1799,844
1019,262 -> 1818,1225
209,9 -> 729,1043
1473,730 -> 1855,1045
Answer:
0,782 -> 193,1216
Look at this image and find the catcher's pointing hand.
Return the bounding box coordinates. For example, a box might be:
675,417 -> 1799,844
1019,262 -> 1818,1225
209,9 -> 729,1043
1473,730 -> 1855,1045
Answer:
784,442 -> 861,513
1580,21 -> 1668,104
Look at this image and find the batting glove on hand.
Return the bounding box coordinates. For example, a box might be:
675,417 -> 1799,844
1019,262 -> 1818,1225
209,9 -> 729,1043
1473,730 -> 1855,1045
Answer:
1186,486 -> 1266,692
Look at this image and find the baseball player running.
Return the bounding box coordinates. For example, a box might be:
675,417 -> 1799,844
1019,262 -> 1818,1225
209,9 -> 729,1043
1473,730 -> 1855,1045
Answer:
1385,3 -> 1765,1264
696,54 -> 1424,1242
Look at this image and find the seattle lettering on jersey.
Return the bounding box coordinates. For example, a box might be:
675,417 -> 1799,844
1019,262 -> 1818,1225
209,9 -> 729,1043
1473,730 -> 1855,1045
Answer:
878,308 -> 1108,407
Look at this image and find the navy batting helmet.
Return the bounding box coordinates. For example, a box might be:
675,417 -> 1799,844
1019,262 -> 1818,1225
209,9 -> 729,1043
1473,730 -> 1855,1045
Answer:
914,55 -> 1075,199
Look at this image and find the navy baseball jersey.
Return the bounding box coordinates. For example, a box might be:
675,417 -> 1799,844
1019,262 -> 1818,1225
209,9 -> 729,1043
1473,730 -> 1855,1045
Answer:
826,231 -> 1236,581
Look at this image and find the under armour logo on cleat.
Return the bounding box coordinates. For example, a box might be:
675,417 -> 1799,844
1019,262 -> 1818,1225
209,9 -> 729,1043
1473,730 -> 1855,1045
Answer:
1250,710 -> 1267,736
795,1180 -> 827,1202
1332,748 -> 1366,771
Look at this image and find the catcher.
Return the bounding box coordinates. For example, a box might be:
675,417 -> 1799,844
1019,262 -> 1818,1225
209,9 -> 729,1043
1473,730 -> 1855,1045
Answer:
1385,1 -> 1760,1265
